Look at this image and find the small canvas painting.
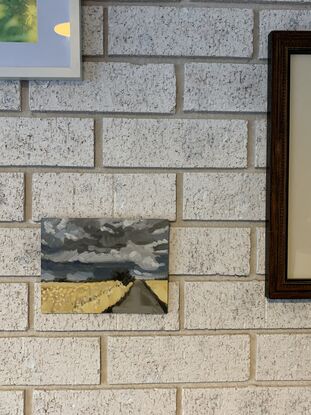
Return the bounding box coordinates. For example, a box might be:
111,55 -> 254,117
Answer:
0,0 -> 38,43
41,218 -> 169,314
0,0 -> 80,79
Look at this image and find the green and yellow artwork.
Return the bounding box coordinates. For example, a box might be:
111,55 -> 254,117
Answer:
0,0 -> 38,43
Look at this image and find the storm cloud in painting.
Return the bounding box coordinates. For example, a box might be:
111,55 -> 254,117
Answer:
41,218 -> 169,283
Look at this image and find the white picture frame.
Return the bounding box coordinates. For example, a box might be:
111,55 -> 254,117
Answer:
0,0 -> 81,80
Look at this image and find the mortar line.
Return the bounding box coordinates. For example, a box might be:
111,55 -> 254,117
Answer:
94,118 -> 104,168
24,173 -> 33,223
0,219 -> 266,229
249,333 -> 257,381
176,387 -> 183,415
250,227 -> 258,276
0,111 -> 268,120
103,7 -> 109,57
101,336 -> 108,385
24,389 -> 32,415
20,81 -> 30,115
4,379 -> 311,392
252,9 -> 260,61
83,0 -> 311,11
0,166 -> 267,174
3,328 -> 311,337
28,283 -> 35,331
179,278 -> 185,331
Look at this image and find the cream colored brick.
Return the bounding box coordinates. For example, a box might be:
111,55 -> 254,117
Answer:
0,284 -> 28,331
102,118 -> 248,168
257,335 -> 311,380
0,173 -> 24,221
184,63 -> 267,112
256,227 -> 266,275
34,283 -> 179,331
183,173 -> 266,220
0,81 -> 20,110
108,335 -> 250,383
109,7 -> 253,57
0,118 -> 94,167
259,10 -> 311,58
114,174 -> 176,221
0,337 -> 100,385
82,6 -> 104,55
254,119 -> 267,168
32,173 -> 113,221
29,62 -> 176,113
265,298 -> 311,329
0,392 -> 23,415
183,387 -> 311,414
0,228 -> 40,276
170,228 -> 250,276
185,281 -> 265,330
33,389 -> 176,415
185,281 -> 311,330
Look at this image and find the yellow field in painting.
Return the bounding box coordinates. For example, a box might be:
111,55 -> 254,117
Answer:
145,280 -> 168,304
41,280 -> 168,314
41,281 -> 133,314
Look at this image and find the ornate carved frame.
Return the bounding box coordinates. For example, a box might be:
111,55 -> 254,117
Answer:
268,31 -> 311,298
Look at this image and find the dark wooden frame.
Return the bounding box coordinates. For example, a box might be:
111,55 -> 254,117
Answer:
268,31 -> 311,298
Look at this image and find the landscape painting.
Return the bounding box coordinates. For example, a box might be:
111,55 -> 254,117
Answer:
0,0 -> 81,79
41,218 -> 169,314
0,0 -> 38,43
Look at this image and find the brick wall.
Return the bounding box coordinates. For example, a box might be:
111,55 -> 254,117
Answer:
1,1 -> 311,414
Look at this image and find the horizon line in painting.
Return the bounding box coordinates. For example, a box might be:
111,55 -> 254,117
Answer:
41,218 -> 170,315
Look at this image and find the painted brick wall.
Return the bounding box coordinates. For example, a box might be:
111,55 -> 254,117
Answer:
0,1 -> 311,414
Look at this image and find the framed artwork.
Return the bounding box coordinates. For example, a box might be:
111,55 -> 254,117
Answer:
41,218 -> 169,314
0,0 -> 81,79
268,31 -> 311,298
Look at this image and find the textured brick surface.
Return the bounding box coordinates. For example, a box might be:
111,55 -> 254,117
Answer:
0,81 -> 20,110
102,118 -> 248,168
265,297 -> 311,329
109,7 -> 253,57
185,281 -> 265,330
256,227 -> 266,275
34,283 -> 179,331
0,173 -> 24,221
254,120 -> 267,168
183,387 -> 311,415
108,335 -> 250,384
33,173 -> 175,221
185,281 -> 311,330
33,389 -> 176,415
0,338 -> 100,385
29,62 -> 176,113
259,10 -> 311,58
0,392 -> 24,415
82,6 -> 104,55
0,284 -> 28,331
0,228 -> 40,276
32,173 -> 114,220
170,228 -> 250,275
114,174 -> 176,220
1,0 -> 309,406
0,118 -> 94,167
183,173 -> 266,220
257,335 -> 311,380
184,63 -> 267,112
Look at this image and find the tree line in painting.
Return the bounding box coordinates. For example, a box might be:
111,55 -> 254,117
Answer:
0,0 -> 38,43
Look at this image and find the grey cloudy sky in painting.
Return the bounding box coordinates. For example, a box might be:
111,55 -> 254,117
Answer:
41,218 -> 169,282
